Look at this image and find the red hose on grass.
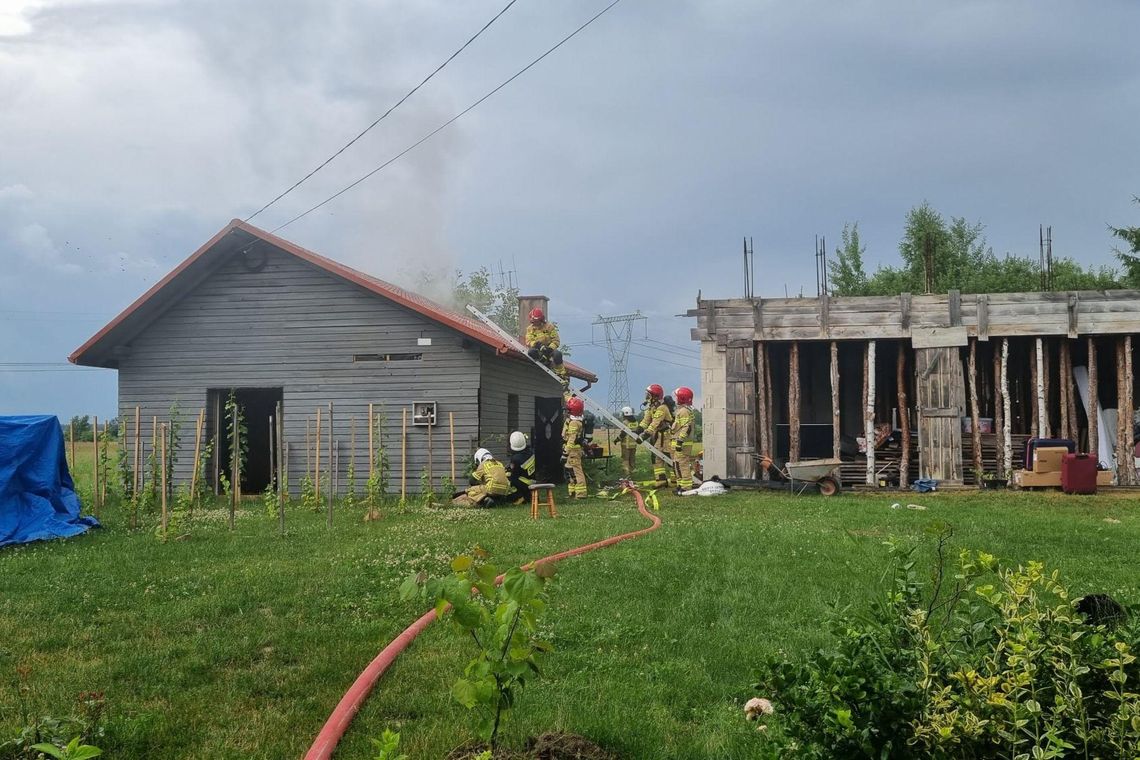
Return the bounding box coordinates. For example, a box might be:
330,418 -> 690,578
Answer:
304,491 -> 661,760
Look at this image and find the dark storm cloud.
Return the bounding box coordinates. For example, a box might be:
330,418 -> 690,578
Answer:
2,0 -> 1137,415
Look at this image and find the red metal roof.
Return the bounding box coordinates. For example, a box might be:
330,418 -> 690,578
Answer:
69,219 -> 597,382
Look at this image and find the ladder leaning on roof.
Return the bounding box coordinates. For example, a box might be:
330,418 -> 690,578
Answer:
465,304 -> 675,467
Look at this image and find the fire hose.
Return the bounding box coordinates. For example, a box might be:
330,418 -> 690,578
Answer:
304,489 -> 662,760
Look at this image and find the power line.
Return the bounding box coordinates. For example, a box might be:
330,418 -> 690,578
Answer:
244,0 -> 520,222
634,339 -> 699,360
271,0 -> 624,233
640,336 -> 699,355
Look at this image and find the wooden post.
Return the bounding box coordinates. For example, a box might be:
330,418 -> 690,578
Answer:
993,348 -> 1004,475
132,407 -> 141,518
830,341 -> 840,460
400,407 -> 408,501
229,405 -> 238,530
1035,338 -> 1046,437
1001,338 -> 1012,477
757,343 -> 771,480
427,412 -> 434,494
764,344 -> 774,472
968,339 -> 983,481
1064,341 -> 1077,441
350,415 -> 356,495
449,411 -> 456,483
865,340 -> 876,486
1042,338 -> 1052,439
368,402 -> 375,474
1029,342 -> 1040,438
1088,337 -> 1099,459
100,420 -> 108,506
898,343 -> 910,488
91,415 -> 99,513
190,409 -> 203,516
306,417 -> 312,483
788,342 -> 801,462
277,401 -> 285,535
1125,336 -> 1134,485
314,406 -> 322,506
327,402 -> 334,527
160,423 -> 168,536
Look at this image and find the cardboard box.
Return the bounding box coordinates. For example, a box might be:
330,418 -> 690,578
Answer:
1033,447 -> 1069,474
1015,469 -> 1062,488
1097,470 -> 1114,486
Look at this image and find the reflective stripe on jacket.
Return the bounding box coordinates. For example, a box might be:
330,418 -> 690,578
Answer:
670,405 -> 694,444
474,459 -> 512,496
525,322 -> 560,351
563,417 -> 584,451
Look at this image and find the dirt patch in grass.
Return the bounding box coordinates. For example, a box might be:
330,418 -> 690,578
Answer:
446,732 -> 617,759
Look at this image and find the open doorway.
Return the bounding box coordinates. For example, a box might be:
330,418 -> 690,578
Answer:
208,387 -> 283,494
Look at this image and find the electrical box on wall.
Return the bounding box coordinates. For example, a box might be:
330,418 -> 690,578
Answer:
412,401 -> 437,426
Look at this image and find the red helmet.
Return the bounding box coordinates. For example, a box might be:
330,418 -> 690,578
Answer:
674,386 -> 694,405
566,397 -> 584,415
645,384 -> 664,401
528,307 -> 545,324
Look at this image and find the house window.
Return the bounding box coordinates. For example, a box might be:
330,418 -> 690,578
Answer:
352,353 -> 423,362
507,394 -> 519,432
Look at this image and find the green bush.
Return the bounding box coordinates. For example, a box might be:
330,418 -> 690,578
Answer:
755,532 -> 1140,758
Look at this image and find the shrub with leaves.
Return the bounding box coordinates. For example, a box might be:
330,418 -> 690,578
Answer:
30,737 -> 102,760
755,530 -> 1140,759
401,552 -> 556,750
368,728 -> 408,760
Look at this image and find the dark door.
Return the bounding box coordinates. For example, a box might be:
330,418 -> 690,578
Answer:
208,387 -> 284,494
533,397 -> 564,483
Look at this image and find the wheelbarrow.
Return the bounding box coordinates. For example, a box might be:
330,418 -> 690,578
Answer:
753,455 -> 843,496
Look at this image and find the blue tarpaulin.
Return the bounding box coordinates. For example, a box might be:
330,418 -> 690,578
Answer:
1,415 -> 99,548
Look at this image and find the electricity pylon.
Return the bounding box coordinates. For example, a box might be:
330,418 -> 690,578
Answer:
593,312 -> 646,412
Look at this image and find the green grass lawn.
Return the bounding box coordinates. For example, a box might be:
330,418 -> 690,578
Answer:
3,458 -> 1139,758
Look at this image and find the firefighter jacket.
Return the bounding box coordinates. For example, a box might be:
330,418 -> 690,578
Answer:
509,448 -> 536,487
670,405 -> 694,448
618,420 -> 640,451
563,416 -> 585,451
473,458 -> 512,496
525,322 -> 560,351
640,402 -> 673,439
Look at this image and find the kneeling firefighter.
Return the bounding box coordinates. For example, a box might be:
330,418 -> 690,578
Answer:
451,448 -> 512,507
563,396 -> 588,499
670,386 -> 697,493
507,431 -> 536,502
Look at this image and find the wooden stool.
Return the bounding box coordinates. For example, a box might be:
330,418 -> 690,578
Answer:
529,484 -> 558,520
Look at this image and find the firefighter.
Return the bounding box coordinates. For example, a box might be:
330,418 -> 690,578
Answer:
525,307 -> 568,386
563,396 -> 588,499
451,448 -> 512,507
617,405 -> 640,477
507,430 -> 536,502
670,386 -> 697,493
638,383 -> 673,484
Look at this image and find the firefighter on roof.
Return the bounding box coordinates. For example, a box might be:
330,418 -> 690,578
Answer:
670,386 -> 697,493
639,383 -> 673,485
563,396 -> 588,499
451,448 -> 512,507
525,307 -> 568,386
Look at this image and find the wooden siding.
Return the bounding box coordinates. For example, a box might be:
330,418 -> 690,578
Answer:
915,347 -> 966,483
690,290 -> 1140,343
725,344 -> 757,478
477,352 -> 565,458
116,247 -> 482,495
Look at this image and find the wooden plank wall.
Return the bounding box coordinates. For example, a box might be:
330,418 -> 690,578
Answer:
118,248 -> 484,495
914,347 -> 966,483
478,353 -> 565,457
725,343 -> 757,478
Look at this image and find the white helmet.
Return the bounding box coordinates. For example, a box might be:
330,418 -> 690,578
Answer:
509,431 -> 527,452
473,448 -> 493,465
620,406 -> 635,418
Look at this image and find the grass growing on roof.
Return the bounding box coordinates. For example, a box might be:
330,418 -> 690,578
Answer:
2,454 -> 1138,758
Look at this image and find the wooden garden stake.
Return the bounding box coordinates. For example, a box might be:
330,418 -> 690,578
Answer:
865,340 -> 876,486
401,407 -> 407,501
788,342 -> 801,462
898,345 -> 910,488
368,403 -> 375,473
101,420 -> 108,506
350,415 -> 356,494
132,407 -> 141,514
830,341 -> 840,460
315,406 -> 322,505
1001,338 -> 1012,478
190,409 -> 203,513
229,405 -> 238,530
306,417 -> 312,483
449,411 -> 456,483
327,402 -> 334,528
276,401 -> 285,535
69,420 -> 75,469
1088,337 -> 1099,458
968,340 -> 983,481
160,422 -> 168,537
427,412 -> 434,494
92,415 -> 99,513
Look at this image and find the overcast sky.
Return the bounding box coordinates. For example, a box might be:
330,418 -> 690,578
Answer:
2,0 -> 1138,419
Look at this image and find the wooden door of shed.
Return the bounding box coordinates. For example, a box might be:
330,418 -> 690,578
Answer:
725,343 -> 757,478
914,346 -> 965,484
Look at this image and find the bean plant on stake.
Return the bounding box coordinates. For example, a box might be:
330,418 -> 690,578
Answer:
401,552 -> 556,751
366,406 -> 390,518
164,401 -> 182,500
223,391 -> 248,490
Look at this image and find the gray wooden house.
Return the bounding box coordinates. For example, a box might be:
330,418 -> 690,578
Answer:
70,220 -> 596,494
690,290 -> 1140,487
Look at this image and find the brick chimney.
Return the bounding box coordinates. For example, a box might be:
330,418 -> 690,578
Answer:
517,295 -> 549,342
